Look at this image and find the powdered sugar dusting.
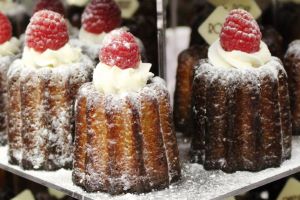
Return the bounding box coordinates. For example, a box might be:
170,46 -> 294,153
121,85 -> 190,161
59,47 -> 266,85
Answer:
195,57 -> 282,83
6,55 -> 93,170
101,29 -> 127,48
73,77 -> 180,194
192,57 -> 291,172
0,55 -> 19,146
99,29 -> 141,69
1,137 -> 300,200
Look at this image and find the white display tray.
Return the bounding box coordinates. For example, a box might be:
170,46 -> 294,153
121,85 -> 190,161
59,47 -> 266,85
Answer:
0,136 -> 300,200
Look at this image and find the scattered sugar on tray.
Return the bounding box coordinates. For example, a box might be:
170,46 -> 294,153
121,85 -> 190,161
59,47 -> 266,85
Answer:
1,137 -> 300,200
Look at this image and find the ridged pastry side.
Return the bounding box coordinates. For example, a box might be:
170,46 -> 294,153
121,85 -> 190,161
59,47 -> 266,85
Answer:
0,56 -> 18,146
232,71 -> 260,171
7,56 -> 93,170
284,40 -> 300,135
73,77 -> 181,194
258,69 -> 282,168
152,83 -> 181,183
277,68 -> 292,159
73,84 -> 88,188
174,46 -> 208,136
191,58 -> 292,172
20,68 -> 48,169
7,63 -> 22,164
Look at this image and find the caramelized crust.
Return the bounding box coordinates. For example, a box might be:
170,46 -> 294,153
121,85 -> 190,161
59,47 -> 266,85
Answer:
85,92 -> 110,192
284,41 -> 300,135
232,72 -> 260,171
140,89 -> 169,190
190,72 -> 206,164
113,96 -> 144,193
46,71 -> 73,170
204,75 -> 228,170
7,56 -> 93,170
0,56 -> 18,145
191,58 -> 292,172
153,85 -> 181,183
7,67 -> 22,165
259,73 -> 282,168
174,45 -> 208,136
277,69 -> 292,159
20,70 -> 47,170
73,78 -> 181,194
72,87 -> 88,188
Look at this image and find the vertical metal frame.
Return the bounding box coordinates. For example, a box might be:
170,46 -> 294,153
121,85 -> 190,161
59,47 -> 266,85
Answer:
156,0 -> 166,79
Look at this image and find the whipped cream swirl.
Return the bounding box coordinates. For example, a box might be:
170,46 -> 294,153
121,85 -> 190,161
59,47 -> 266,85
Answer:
0,37 -> 21,57
93,62 -> 154,94
22,44 -> 82,68
208,39 -> 271,69
79,28 -> 106,45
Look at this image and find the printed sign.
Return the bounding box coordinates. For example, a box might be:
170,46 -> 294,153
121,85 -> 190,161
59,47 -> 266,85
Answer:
198,6 -> 229,45
208,0 -> 262,19
278,0 -> 300,3
115,0 -> 139,19
48,188 -> 66,199
226,197 -> 236,200
11,190 -> 35,200
277,178 -> 300,200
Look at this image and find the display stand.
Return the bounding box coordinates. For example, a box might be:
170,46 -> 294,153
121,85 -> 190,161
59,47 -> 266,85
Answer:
0,137 -> 300,200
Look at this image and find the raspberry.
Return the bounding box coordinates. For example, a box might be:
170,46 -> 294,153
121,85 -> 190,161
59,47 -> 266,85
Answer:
33,0 -> 65,16
82,0 -> 121,34
0,12 -> 12,45
25,10 -> 69,53
220,9 -> 262,53
99,29 -> 140,69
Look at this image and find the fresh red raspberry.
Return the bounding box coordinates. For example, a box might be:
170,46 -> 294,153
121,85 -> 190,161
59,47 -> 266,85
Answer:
33,0 -> 65,16
82,0 -> 121,34
220,9 -> 262,53
25,10 -> 69,53
0,12 -> 12,45
99,29 -> 140,69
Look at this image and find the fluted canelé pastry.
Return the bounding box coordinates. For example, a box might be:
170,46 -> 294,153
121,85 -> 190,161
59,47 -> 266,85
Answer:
7,10 -> 93,170
73,29 -> 181,194
174,26 -> 284,135
191,9 -> 292,172
284,40 -> 300,135
173,45 -> 208,135
0,12 -> 22,145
